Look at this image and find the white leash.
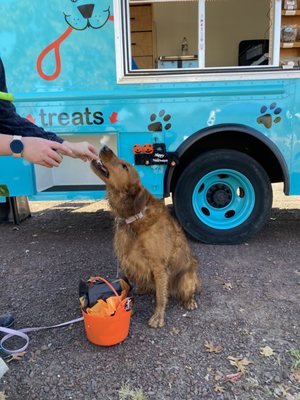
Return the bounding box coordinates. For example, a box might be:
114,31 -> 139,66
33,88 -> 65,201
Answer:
0,317 -> 83,355
0,273 -> 133,355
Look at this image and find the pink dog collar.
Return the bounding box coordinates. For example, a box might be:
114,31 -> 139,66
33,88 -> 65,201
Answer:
117,207 -> 147,225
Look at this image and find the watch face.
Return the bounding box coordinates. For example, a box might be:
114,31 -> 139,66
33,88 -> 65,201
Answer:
10,139 -> 24,154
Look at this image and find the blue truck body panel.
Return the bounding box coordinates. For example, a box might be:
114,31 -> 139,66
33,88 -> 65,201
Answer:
0,0 -> 299,211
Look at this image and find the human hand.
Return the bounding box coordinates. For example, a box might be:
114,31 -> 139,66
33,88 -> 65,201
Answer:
63,141 -> 98,162
22,137 -> 73,168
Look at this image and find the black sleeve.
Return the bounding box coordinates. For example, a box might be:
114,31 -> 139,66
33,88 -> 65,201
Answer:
0,58 -> 63,143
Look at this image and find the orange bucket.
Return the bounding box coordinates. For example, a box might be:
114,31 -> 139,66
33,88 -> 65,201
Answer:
82,277 -> 132,346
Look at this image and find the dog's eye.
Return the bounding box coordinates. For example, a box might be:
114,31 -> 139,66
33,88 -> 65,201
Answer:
122,164 -> 128,171
71,0 -> 78,2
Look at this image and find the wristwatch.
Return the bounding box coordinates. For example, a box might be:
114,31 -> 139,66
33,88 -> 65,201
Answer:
10,135 -> 24,158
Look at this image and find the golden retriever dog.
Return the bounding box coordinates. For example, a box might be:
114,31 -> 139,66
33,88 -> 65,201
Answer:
91,145 -> 201,328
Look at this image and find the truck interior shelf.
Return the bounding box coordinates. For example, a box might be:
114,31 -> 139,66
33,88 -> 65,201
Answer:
41,185 -> 105,193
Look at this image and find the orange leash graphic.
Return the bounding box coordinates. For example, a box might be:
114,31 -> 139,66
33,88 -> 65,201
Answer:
36,26 -> 73,81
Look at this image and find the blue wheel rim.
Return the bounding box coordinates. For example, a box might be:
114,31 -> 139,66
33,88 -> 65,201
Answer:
192,169 -> 255,230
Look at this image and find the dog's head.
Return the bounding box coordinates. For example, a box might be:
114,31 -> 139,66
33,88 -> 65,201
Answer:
91,146 -> 148,217
91,145 -> 140,189
63,0 -> 110,31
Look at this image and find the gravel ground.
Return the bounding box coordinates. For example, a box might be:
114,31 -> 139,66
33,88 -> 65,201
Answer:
0,184 -> 299,400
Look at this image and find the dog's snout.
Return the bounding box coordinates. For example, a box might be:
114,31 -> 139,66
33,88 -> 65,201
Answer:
78,4 -> 95,19
99,145 -> 115,162
102,145 -> 110,153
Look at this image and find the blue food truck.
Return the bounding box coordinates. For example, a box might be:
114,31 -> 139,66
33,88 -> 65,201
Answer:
0,0 -> 299,244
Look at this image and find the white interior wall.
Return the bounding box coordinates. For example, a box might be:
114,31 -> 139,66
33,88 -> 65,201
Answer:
153,0 -> 270,66
35,165 -> 55,192
205,0 -> 270,67
153,2 -> 198,57
35,134 -> 117,191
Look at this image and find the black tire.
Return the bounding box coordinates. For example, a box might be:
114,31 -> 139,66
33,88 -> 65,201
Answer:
173,149 -> 272,244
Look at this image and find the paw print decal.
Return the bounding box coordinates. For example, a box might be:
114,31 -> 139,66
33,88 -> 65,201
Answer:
257,103 -> 282,129
148,110 -> 171,132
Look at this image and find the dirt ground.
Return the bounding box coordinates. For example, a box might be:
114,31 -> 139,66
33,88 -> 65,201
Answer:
0,183 -> 299,400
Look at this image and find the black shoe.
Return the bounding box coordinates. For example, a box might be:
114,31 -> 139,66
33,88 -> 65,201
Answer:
0,313 -> 15,328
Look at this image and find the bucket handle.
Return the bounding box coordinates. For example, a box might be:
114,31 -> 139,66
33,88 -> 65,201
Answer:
87,276 -> 123,305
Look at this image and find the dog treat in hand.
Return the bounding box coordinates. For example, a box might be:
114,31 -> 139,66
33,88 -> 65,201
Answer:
100,135 -> 110,147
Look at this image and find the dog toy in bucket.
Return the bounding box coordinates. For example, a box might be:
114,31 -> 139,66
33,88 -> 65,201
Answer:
80,276 -> 132,346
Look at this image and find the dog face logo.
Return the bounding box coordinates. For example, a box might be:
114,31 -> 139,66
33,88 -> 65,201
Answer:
37,0 -> 111,80
63,0 -> 111,31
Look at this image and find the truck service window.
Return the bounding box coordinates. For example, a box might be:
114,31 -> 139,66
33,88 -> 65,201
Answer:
129,0 -> 198,70
121,0 -> 282,75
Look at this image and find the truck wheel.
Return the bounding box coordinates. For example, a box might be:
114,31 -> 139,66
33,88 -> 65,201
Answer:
173,149 -> 272,244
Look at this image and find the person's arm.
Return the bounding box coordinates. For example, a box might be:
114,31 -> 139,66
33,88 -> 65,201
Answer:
0,104 -> 98,161
0,58 -> 63,143
0,102 -> 65,143
0,59 -> 98,161
0,134 -> 73,168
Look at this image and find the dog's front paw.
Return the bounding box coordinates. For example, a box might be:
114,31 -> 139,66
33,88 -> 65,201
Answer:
183,298 -> 198,311
148,312 -> 165,328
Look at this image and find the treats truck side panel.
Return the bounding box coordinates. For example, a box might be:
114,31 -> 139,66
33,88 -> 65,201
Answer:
0,0 -> 299,243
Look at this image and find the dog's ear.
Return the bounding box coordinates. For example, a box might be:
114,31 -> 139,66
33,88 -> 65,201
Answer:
129,184 -> 147,213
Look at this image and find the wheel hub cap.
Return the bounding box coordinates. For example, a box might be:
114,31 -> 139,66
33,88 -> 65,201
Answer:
192,169 -> 255,230
206,184 -> 232,208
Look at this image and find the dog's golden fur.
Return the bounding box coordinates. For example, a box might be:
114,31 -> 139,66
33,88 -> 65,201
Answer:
91,146 -> 201,328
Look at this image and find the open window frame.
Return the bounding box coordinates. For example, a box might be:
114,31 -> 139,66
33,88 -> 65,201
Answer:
114,0 -> 300,84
